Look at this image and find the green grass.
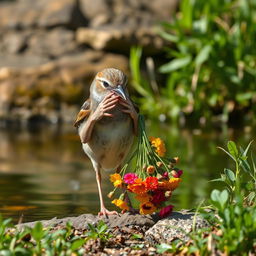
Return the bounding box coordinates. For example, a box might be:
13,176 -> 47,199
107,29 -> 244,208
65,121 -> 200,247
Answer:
130,0 -> 256,123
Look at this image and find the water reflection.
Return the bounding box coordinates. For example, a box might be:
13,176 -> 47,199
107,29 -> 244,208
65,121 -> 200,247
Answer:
0,122 -> 254,222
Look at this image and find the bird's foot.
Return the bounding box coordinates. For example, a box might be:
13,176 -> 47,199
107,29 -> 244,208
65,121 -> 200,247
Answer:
98,208 -> 118,217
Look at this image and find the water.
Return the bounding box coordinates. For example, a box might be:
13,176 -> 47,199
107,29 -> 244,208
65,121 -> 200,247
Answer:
0,122 -> 254,223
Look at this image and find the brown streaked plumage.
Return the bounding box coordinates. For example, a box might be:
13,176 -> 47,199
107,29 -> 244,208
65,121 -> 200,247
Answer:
75,68 -> 138,216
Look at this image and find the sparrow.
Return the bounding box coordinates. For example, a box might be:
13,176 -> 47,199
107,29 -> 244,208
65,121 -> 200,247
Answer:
74,68 -> 138,216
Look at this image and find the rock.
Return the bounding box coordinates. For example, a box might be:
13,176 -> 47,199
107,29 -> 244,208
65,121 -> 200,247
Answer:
79,0 -> 110,27
145,211 -> 209,244
0,54 -> 50,68
147,0 -> 178,19
27,28 -> 76,58
37,0 -> 86,28
76,24 -> 164,54
17,212 -> 157,230
0,0 -> 86,30
0,31 -> 30,54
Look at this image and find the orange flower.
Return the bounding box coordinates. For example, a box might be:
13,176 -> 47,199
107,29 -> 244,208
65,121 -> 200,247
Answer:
139,202 -> 156,215
168,178 -> 182,190
112,199 -> 129,211
127,178 -> 147,194
158,178 -> 181,191
158,180 -> 171,191
146,165 -> 155,175
135,193 -> 152,204
149,137 -> 166,157
110,173 -> 122,188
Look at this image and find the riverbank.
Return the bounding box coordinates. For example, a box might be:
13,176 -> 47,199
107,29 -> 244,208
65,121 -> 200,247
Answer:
15,211 -> 207,255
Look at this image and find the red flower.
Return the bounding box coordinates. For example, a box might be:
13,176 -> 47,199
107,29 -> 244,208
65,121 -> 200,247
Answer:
151,190 -> 166,205
145,176 -> 158,191
159,205 -> 174,218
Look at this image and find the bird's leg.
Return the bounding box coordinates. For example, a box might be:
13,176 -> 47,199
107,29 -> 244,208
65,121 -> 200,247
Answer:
94,165 -> 118,217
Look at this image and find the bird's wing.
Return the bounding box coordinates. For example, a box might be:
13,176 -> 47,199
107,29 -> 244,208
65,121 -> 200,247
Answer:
74,99 -> 91,128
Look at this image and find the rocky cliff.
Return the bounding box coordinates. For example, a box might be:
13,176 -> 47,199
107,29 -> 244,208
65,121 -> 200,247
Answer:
0,0 -> 177,124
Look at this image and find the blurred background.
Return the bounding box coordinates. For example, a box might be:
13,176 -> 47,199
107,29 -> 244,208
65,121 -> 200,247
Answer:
0,0 -> 255,222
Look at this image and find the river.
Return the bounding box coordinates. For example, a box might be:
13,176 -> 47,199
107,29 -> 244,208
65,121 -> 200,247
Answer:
0,121 -> 254,223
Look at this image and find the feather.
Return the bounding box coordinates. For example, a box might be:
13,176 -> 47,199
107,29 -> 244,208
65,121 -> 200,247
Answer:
74,99 -> 91,127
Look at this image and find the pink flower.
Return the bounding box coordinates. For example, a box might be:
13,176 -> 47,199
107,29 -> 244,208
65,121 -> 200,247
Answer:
151,190 -> 166,205
159,205 -> 174,218
124,173 -> 138,184
171,170 -> 183,178
162,172 -> 169,179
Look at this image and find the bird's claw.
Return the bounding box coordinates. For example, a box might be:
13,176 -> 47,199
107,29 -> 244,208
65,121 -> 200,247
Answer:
98,208 -> 118,217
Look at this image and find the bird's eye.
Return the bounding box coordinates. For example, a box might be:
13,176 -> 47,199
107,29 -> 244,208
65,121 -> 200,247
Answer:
103,81 -> 109,87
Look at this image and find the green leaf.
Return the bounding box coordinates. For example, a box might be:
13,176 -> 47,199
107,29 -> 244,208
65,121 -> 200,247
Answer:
87,223 -> 96,232
224,208 -> 230,225
247,192 -> 256,205
97,222 -> 108,234
211,189 -> 228,209
0,250 -> 12,256
71,239 -> 85,251
240,141 -> 253,159
131,233 -> 143,240
159,31 -> 178,43
211,189 -> 220,202
156,243 -> 172,253
217,146 -> 235,161
31,222 -> 44,241
224,168 -> 236,182
219,190 -> 229,207
227,141 -> 239,160
195,45 -> 212,66
241,159 -> 250,173
159,56 -> 191,73
180,0 -> 193,29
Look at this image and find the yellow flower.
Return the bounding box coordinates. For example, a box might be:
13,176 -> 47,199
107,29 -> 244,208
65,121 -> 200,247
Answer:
149,137 -> 166,157
139,202 -> 156,215
168,178 -> 182,190
112,199 -> 129,211
135,193 -> 152,204
110,173 -> 122,188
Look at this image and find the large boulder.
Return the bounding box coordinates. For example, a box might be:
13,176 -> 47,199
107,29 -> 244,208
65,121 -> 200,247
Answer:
145,211 -> 209,244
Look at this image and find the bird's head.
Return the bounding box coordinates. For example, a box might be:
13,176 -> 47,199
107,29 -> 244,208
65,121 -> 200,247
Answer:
90,68 -> 128,102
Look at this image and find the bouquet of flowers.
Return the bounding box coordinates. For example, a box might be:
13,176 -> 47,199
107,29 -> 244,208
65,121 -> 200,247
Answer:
109,115 -> 183,218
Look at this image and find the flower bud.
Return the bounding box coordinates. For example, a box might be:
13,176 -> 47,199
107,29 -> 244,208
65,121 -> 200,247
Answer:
171,169 -> 183,178
107,191 -> 114,199
156,161 -> 163,167
171,170 -> 179,178
147,165 -> 155,175
119,193 -> 125,200
173,157 -> 179,164
162,172 -> 169,179
165,191 -> 172,198
177,169 -> 183,177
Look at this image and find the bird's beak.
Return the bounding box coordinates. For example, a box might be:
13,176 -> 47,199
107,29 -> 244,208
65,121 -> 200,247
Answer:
112,85 -> 127,100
